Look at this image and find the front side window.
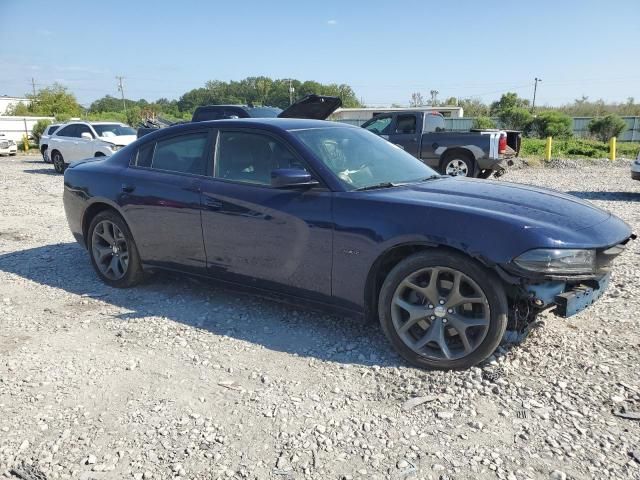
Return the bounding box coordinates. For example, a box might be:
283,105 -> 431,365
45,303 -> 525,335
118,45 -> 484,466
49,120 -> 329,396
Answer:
395,114 -> 417,134
292,127 -> 437,190
135,132 -> 209,175
214,131 -> 307,185
76,124 -> 94,138
362,115 -> 392,135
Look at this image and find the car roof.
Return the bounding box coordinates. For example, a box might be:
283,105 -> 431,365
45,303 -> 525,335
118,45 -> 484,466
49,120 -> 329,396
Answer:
183,117 -> 355,132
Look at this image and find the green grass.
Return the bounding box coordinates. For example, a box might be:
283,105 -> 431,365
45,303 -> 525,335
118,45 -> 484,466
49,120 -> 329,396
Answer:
520,138 -> 640,160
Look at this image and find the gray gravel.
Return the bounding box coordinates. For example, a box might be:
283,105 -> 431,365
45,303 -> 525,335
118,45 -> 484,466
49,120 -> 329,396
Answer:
1,154 -> 639,480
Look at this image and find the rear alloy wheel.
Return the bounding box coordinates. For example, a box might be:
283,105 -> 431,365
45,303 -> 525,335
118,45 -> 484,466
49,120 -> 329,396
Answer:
88,211 -> 144,288
442,155 -> 473,177
42,147 -> 49,163
52,151 -> 66,173
378,251 -> 507,369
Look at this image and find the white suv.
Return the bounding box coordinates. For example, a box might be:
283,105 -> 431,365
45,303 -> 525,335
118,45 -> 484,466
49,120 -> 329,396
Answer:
49,122 -> 137,173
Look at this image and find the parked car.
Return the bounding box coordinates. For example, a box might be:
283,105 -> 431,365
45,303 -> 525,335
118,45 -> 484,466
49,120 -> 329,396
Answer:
137,94 -> 342,138
39,123 -> 62,163
0,133 -> 18,156
632,150 -> 640,181
361,111 -> 520,178
63,119 -> 634,370
49,122 -> 137,173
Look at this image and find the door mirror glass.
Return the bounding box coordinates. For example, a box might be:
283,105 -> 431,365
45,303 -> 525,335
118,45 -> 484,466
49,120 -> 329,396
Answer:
81,132 -> 93,140
271,168 -> 318,188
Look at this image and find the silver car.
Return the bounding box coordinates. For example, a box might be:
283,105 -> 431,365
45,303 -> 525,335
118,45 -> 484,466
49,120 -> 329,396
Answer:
39,123 -> 62,163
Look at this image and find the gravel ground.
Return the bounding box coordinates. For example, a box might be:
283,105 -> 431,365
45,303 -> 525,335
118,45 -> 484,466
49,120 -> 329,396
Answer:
0,154 -> 639,480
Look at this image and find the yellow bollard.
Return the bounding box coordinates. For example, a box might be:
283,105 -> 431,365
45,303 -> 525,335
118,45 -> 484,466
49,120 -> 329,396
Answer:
609,136 -> 616,161
544,136 -> 552,161
22,135 -> 29,152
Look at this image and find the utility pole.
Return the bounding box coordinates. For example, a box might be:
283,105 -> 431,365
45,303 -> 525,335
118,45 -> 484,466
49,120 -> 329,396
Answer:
532,77 -> 542,112
288,79 -> 295,105
31,78 -> 37,96
116,76 -> 127,115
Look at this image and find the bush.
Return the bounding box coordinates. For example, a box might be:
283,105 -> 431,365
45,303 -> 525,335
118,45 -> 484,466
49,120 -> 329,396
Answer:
588,114 -> 627,142
497,107 -> 533,131
472,116 -> 496,129
32,119 -> 52,143
531,111 -> 573,138
520,137 -> 640,159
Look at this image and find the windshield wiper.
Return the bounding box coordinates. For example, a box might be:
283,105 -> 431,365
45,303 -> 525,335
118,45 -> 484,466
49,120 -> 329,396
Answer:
419,175 -> 440,181
355,182 -> 397,191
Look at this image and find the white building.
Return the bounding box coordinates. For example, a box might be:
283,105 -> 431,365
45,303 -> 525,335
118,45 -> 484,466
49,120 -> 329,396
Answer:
0,95 -> 31,115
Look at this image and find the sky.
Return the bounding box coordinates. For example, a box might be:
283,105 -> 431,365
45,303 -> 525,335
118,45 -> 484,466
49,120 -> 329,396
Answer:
1,0 -> 639,108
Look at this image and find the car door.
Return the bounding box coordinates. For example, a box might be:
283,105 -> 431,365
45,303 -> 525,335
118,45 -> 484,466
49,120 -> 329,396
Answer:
199,128 -> 333,301
387,113 -> 419,157
75,124 -> 96,159
120,128 -> 213,272
50,124 -> 78,160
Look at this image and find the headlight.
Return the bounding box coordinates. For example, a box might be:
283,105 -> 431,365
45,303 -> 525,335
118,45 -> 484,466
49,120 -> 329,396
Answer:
513,249 -> 596,274
107,143 -> 122,151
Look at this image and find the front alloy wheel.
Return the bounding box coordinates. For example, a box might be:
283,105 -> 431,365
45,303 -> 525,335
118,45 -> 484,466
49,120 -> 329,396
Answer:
52,151 -> 65,173
379,251 -> 507,369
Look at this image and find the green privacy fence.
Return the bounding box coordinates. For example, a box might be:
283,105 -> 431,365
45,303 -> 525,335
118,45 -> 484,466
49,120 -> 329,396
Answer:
336,116 -> 640,141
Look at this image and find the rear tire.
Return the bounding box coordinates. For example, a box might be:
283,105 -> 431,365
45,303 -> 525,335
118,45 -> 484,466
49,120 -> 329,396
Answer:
52,150 -> 66,173
378,250 -> 508,370
41,147 -> 49,163
87,211 -> 144,288
440,153 -> 474,177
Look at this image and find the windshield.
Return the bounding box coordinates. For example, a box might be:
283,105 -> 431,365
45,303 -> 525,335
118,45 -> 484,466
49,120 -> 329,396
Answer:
93,124 -> 136,137
291,127 -> 438,190
247,106 -> 282,118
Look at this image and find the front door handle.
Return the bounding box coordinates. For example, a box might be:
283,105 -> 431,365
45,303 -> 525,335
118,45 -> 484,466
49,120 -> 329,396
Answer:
121,184 -> 135,193
204,198 -> 223,210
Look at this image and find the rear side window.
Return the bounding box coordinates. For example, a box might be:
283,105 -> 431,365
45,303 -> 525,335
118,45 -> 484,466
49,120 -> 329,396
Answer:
151,132 -> 209,175
48,126 -> 60,134
56,125 -> 77,137
135,142 -> 155,168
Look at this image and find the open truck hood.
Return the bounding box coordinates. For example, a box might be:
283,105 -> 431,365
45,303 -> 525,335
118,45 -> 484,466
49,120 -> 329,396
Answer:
277,94 -> 342,120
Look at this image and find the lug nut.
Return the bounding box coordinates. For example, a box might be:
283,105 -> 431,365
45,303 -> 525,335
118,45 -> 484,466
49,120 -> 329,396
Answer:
439,299 -> 445,305
447,308 -> 453,314
428,304 -> 434,309
442,318 -> 448,324
430,315 -> 436,320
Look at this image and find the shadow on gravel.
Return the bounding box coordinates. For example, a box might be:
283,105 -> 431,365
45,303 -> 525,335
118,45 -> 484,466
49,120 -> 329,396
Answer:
0,243 -> 396,367
22,168 -> 59,176
568,191 -> 640,202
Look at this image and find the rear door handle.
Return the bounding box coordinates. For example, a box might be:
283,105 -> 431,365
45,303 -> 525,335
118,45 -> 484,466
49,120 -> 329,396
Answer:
204,198 -> 223,210
121,184 -> 135,193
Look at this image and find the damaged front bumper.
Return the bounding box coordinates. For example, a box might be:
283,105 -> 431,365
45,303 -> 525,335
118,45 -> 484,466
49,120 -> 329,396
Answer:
525,273 -> 611,318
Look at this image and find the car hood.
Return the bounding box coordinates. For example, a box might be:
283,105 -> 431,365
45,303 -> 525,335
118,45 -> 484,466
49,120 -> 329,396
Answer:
370,177 -> 611,231
98,135 -> 137,146
278,94 -> 342,120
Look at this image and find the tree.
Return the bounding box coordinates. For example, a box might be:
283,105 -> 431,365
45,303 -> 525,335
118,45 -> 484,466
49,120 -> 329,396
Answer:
410,92 -> 424,107
490,92 -> 530,115
20,83 -> 82,117
498,107 -> 533,131
531,111 -> 573,138
472,116 -> 496,129
32,119 -> 52,143
457,98 -> 489,117
588,114 -> 627,142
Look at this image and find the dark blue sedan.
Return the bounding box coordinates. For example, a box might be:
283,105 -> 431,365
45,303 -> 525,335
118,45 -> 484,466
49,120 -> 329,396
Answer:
63,118 -> 633,369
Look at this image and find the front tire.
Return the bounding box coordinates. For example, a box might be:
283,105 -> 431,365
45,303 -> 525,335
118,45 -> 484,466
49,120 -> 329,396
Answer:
87,211 -> 144,288
440,153 -> 474,177
52,150 -> 66,173
378,250 -> 508,370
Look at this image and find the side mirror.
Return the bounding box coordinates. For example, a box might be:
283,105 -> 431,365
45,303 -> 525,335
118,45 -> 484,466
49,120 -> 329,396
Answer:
271,168 -> 319,189
81,132 -> 93,140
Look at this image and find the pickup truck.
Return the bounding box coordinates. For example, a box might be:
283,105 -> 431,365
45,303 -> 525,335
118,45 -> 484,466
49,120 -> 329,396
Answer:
137,95 -> 343,137
360,111 -> 520,178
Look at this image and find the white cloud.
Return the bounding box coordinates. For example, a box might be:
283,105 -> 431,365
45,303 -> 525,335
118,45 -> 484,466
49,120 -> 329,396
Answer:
327,19 -> 337,25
